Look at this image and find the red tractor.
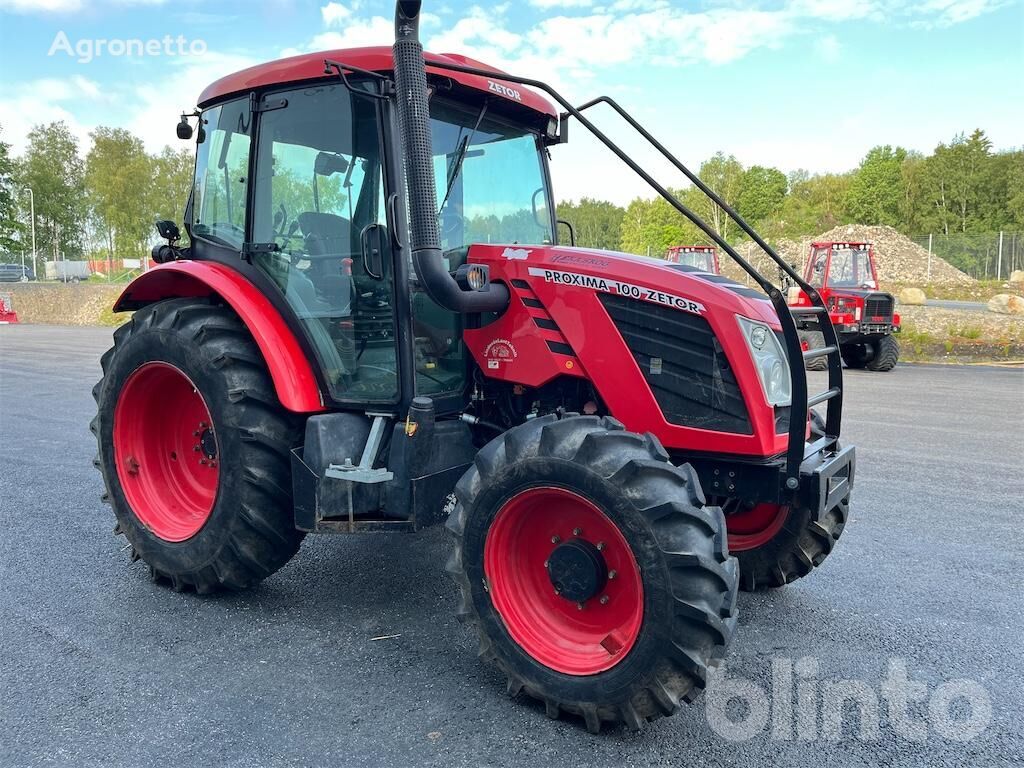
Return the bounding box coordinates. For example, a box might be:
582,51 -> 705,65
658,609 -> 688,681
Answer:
665,245 -> 720,274
92,1 -> 854,733
0,293 -> 18,324
789,241 -> 901,371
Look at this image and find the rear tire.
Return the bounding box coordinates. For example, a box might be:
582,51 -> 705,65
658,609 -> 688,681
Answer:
91,298 -> 304,593
799,330 -> 828,371
447,415 -> 738,732
865,335 -> 899,372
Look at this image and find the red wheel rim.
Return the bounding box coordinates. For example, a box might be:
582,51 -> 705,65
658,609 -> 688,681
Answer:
726,503 -> 789,551
484,487 -> 644,676
113,362 -> 219,542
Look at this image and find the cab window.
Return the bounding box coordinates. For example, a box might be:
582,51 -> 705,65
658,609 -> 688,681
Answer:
192,99 -> 251,248
250,84 -> 397,403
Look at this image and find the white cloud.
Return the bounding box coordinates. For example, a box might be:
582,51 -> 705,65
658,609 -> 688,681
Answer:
528,0 -> 593,8
0,0 -> 82,11
912,0 -> 1007,26
321,1 -> 358,27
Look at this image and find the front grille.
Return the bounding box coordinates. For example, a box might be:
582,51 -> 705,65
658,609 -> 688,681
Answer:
864,294 -> 894,321
599,294 -> 751,434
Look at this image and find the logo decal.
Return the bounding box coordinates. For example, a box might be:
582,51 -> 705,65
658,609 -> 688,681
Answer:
502,247 -> 531,261
484,338 -> 518,369
527,267 -> 705,315
488,80 -> 522,102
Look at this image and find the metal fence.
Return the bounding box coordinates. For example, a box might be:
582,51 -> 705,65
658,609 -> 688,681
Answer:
911,232 -> 1024,281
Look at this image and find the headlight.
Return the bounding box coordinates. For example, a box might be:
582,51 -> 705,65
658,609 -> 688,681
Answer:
737,316 -> 792,407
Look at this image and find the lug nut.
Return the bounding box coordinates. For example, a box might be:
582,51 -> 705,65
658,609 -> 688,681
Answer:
551,535 -> 560,544
572,527 -> 582,536
596,542 -> 605,551
608,570 -> 617,580
576,602 -> 585,611
600,596 -> 610,605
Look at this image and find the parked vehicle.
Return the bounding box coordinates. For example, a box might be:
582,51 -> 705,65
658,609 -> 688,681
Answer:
92,0 -> 854,733
665,245 -> 720,273
0,263 -> 34,282
788,241 -> 901,371
44,260 -> 90,283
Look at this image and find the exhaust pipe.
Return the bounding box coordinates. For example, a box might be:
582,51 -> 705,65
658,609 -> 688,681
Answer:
392,0 -> 509,314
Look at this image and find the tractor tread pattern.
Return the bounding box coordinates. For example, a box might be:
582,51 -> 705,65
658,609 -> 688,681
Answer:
735,413 -> 849,591
865,334 -> 899,372
92,298 -> 303,594
445,414 -> 739,733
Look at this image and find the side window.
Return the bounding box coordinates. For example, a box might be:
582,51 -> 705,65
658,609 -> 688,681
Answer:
192,99 -> 251,248
251,84 -> 398,403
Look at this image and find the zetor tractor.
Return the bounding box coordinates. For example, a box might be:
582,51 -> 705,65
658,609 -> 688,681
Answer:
92,1 -> 855,732
665,245 -> 720,274
790,241 -> 901,372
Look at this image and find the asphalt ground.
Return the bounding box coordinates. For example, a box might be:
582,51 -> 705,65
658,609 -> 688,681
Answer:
1,324 -> 1022,767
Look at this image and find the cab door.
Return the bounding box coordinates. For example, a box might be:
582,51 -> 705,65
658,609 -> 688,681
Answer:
246,83 -> 402,405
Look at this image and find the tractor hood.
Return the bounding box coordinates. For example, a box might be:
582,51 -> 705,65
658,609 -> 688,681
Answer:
469,244 -> 782,329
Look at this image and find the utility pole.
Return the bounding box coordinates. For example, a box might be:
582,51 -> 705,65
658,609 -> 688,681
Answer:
997,231 -> 1003,281
927,233 -> 932,282
23,188 -> 36,278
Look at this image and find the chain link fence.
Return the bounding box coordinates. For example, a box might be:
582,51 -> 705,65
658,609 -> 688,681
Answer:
910,232 -> 1024,281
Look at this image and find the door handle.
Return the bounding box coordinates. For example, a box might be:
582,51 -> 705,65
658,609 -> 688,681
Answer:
360,223 -> 385,280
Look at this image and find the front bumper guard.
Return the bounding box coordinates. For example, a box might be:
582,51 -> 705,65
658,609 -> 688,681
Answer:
799,443 -> 855,518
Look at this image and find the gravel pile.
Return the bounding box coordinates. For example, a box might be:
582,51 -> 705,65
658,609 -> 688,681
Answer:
721,225 -> 975,288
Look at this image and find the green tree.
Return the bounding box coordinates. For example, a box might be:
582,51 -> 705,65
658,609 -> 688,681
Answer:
736,165 -> 787,231
149,146 -> 195,228
0,124 -> 22,253
778,171 -> 852,237
844,145 -> 907,226
556,197 -> 625,250
694,152 -> 744,241
86,127 -> 153,266
619,188 -> 703,256
17,121 -> 87,260
923,130 -> 993,234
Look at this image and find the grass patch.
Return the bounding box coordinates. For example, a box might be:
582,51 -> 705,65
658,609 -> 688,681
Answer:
946,324 -> 984,340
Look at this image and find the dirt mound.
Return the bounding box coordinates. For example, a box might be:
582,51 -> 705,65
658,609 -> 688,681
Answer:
3,283 -> 126,326
722,225 -> 974,288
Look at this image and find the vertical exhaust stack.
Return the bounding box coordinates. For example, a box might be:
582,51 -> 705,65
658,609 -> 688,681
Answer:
391,0 -> 508,313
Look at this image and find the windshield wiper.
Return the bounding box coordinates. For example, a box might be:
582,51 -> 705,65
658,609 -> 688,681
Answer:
438,101 -> 488,215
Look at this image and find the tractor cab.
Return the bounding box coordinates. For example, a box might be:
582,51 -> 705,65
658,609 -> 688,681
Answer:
178,49 -> 558,413
665,245 -> 720,274
789,241 -> 901,371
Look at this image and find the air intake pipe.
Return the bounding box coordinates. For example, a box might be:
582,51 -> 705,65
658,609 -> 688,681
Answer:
392,0 -> 509,314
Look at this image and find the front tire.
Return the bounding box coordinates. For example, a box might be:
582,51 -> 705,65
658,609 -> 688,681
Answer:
91,298 -> 304,593
865,335 -> 899,371
725,411 -> 848,591
447,415 -> 738,732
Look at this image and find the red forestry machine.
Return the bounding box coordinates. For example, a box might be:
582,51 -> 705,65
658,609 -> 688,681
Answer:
789,241 -> 901,372
92,1 -> 855,732
665,245 -> 720,274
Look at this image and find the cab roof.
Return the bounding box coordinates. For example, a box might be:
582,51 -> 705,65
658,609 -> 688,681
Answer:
198,46 -> 557,119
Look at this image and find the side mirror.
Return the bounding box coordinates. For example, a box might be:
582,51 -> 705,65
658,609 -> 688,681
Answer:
176,116 -> 194,140
156,220 -> 181,243
557,219 -> 576,247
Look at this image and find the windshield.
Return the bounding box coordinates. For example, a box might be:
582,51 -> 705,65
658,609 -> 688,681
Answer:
667,249 -> 716,272
429,99 -> 553,253
828,246 -> 876,288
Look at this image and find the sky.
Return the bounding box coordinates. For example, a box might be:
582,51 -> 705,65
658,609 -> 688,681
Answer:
0,0 -> 1021,206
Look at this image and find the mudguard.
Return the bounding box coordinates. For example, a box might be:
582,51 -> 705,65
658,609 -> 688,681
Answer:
114,261 -> 324,413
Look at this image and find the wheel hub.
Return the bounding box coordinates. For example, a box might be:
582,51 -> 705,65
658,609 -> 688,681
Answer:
547,538 -> 608,603
199,427 -> 217,460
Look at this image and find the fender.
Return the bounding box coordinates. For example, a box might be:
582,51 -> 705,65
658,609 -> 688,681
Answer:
114,261 -> 324,413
